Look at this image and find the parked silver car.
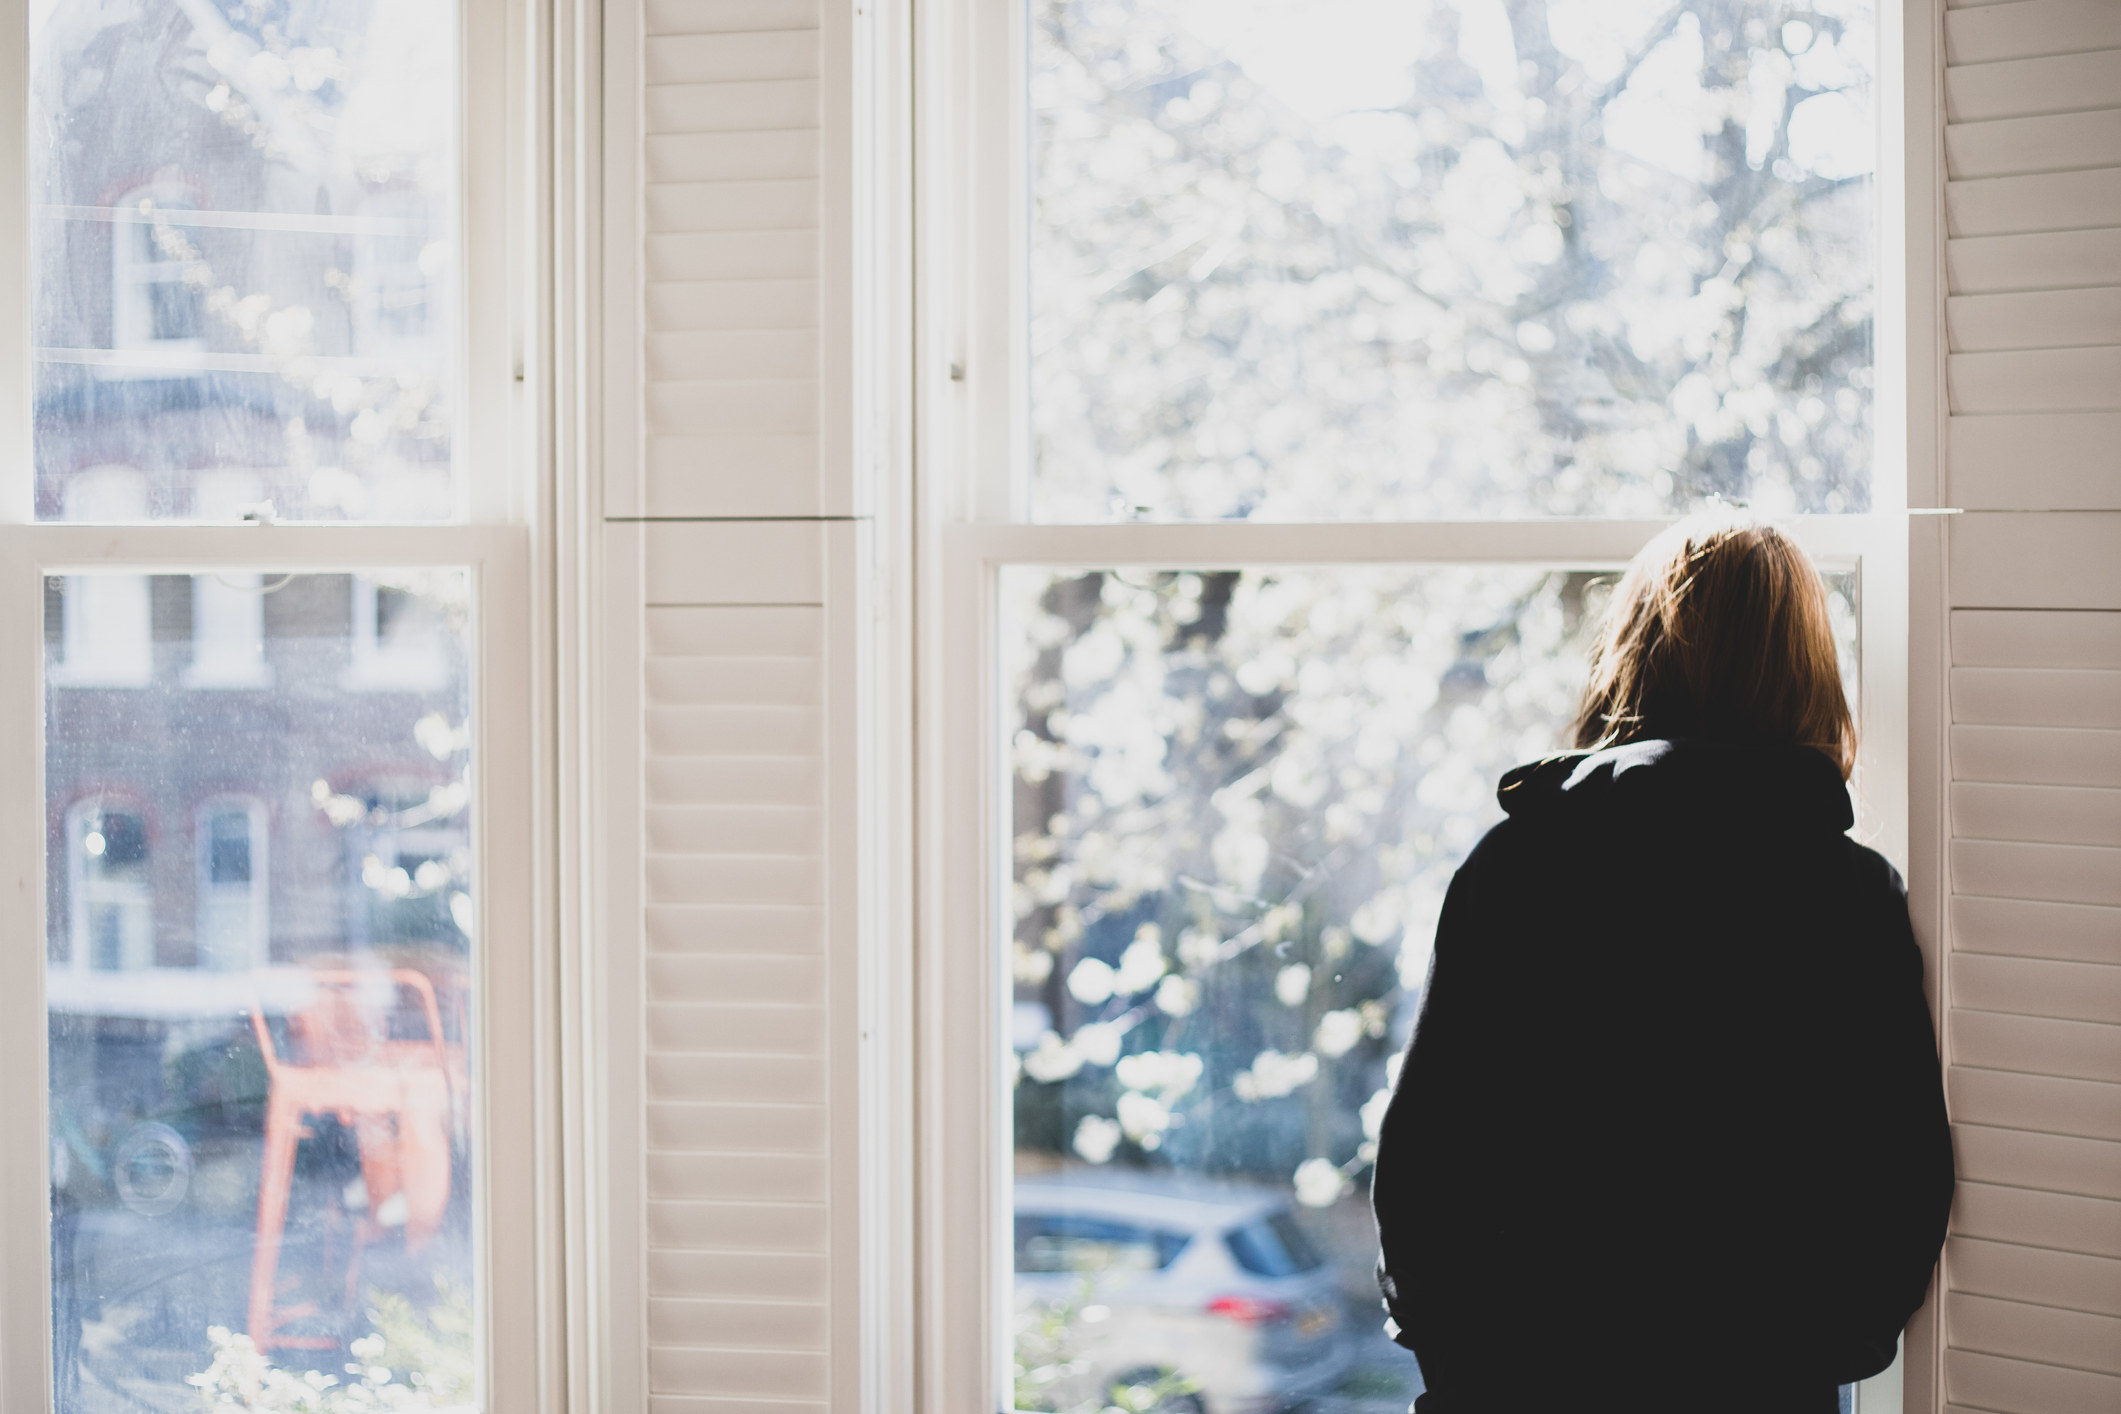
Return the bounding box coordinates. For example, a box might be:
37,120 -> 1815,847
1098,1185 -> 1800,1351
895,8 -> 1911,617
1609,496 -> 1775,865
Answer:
1014,1173 -> 1354,1413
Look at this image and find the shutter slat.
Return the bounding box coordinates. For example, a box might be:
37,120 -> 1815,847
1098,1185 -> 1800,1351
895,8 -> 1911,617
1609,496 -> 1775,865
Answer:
647,657 -> 824,704
1945,48 -> 2121,123
1952,954 -> 2121,1026
647,1153 -> 828,1203
647,129 -> 822,183
642,526 -> 824,606
648,1349 -> 830,1401
1950,667 -> 2121,728
648,1251 -> 829,1302
1949,411 -> 2121,509
648,904 -> 825,955
647,806 -> 826,855
646,1003 -> 828,1055
1951,895 -> 2121,964
646,705 -> 826,756
1948,1236 -> 2121,1317
645,30 -> 820,84
1954,610 -> 2121,669
1953,1181 -> 2121,1261
1953,1123 -> 2121,1202
648,1053 -> 827,1104
647,281 -> 818,332
1947,229 -> 2121,293
644,0 -> 820,36
1949,1066 -> 2121,1142
1952,839 -> 2121,906
647,606 -> 822,656
646,383 -> 818,436
648,1200 -> 830,1252
1948,1010 -> 2121,1085
1944,0 -> 2121,66
1947,287 -> 2121,350
1952,725 -> 2121,788
1945,109 -> 2121,181
648,331 -> 817,381
1950,515 -> 2121,609
1946,1291 -> 2121,1376
647,230 -> 816,283
1947,346 -> 2121,412
647,1298 -> 828,1351
645,1102 -> 829,1154
644,954 -> 830,1005
645,855 -> 824,907
1945,169 -> 2121,236
1950,782 -> 2121,845
646,79 -> 820,135
648,180 -> 819,234
1943,1347 -> 2121,1414
647,761 -> 824,808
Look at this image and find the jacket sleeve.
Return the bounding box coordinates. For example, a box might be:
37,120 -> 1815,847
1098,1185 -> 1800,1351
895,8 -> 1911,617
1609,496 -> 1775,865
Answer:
1821,853 -> 1956,1380
1370,842 -> 1494,1382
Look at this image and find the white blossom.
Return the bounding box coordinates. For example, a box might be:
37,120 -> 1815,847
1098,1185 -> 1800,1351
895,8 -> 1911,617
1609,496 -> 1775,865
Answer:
1294,1157 -> 1349,1209
1073,1115 -> 1123,1164
1313,1008 -> 1364,1058
1072,1021 -> 1124,1068
1233,1050 -> 1318,1101
1153,974 -> 1199,1016
1066,957 -> 1116,1006
1022,1032 -> 1083,1084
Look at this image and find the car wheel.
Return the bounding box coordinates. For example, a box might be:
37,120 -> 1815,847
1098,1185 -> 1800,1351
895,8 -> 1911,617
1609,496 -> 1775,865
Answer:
111,1122 -> 192,1218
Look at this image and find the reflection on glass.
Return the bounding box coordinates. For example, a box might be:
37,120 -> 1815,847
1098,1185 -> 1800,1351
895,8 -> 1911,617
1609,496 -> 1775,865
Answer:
30,0 -> 460,522
1004,564 -> 1860,1409
46,573 -> 475,1412
1030,0 -> 1876,521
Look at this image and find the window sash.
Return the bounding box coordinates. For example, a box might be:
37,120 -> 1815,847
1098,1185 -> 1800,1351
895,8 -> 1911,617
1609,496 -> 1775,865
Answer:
0,0 -> 518,527
934,516 -> 1909,1413
0,528 -> 539,1414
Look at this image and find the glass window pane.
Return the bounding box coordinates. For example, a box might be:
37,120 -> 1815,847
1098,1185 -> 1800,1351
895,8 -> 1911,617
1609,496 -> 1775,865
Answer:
30,0 -> 460,523
1002,564 -> 1855,1407
46,572 -> 475,1411
1030,0 -> 1875,522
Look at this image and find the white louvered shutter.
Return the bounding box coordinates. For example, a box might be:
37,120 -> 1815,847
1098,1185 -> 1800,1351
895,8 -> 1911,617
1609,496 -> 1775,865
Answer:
641,593 -> 831,1404
600,0 -> 865,1406
1939,1 -> 2121,1408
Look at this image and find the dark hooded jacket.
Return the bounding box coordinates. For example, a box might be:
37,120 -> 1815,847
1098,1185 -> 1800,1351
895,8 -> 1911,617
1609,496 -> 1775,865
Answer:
1371,739 -> 1953,1412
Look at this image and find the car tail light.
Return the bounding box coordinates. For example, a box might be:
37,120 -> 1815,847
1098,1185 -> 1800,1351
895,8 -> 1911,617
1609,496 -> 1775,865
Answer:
1205,1294 -> 1291,1325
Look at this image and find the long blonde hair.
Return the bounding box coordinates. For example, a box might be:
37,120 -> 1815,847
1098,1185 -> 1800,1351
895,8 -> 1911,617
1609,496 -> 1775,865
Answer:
1571,515 -> 1856,779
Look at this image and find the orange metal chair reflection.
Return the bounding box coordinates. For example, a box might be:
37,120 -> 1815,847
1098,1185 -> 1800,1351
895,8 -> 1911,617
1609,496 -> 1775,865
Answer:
246,969 -> 456,1353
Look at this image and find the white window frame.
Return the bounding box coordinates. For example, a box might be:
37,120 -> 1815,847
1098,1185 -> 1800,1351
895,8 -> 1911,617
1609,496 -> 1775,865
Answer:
912,1 -> 1945,1411
0,0 -> 554,1407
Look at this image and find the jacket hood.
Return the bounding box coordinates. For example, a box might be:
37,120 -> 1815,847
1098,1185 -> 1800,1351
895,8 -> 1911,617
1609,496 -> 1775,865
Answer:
1496,738 -> 1853,833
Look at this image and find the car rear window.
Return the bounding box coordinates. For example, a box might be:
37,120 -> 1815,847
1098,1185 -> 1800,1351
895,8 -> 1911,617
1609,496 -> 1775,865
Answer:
1015,1213 -> 1192,1272
1224,1211 -> 1326,1277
